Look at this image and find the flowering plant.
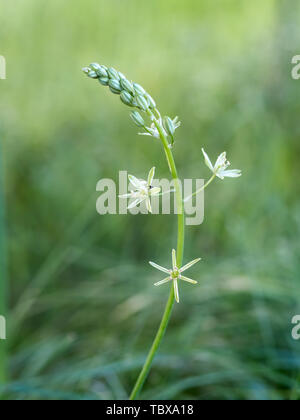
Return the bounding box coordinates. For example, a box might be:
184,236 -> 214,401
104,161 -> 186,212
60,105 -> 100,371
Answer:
83,62 -> 241,399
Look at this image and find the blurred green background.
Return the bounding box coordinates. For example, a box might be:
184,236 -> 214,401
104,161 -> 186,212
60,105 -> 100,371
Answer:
1,0 -> 300,400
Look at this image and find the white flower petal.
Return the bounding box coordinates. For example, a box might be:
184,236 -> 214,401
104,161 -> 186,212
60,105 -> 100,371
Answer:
172,249 -> 177,271
129,189 -> 141,198
147,167 -> 156,186
146,198 -> 152,213
139,126 -> 160,139
149,261 -> 171,275
138,132 -> 152,137
127,198 -> 144,209
202,148 -> 214,172
173,279 -> 180,303
220,169 -> 242,178
172,116 -> 181,129
180,275 -> 198,285
118,193 -> 133,198
214,152 -> 227,170
128,175 -> 146,189
216,173 -> 225,180
149,187 -> 161,196
154,277 -> 172,287
180,257 -> 201,273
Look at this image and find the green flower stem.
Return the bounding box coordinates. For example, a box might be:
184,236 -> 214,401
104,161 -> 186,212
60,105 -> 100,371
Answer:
184,173 -> 216,202
129,112 -> 185,400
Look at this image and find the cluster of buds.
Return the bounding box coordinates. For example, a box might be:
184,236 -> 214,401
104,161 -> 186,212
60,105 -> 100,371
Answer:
82,62 -> 181,146
82,63 -> 156,124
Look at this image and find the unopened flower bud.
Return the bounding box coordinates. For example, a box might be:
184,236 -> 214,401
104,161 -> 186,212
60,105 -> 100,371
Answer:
98,77 -> 109,86
163,116 -> 175,137
133,83 -> 146,95
83,67 -> 98,79
109,79 -> 122,94
118,72 -> 126,80
145,93 -> 156,109
82,67 -> 91,75
121,78 -> 134,95
90,63 -> 108,78
107,67 -> 120,80
130,111 -> 145,127
120,91 -> 134,106
96,65 -> 108,78
136,95 -> 149,111
90,63 -> 102,72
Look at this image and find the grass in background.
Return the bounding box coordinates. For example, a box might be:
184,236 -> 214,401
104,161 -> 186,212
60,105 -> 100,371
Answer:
0,0 -> 300,399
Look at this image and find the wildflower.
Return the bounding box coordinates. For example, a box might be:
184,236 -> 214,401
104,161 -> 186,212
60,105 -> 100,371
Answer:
150,249 -> 201,303
119,167 -> 160,213
202,148 -> 242,180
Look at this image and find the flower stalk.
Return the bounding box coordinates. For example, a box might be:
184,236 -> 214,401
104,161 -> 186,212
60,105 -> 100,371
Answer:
82,61 -> 241,400
129,124 -> 185,400
184,174 -> 216,202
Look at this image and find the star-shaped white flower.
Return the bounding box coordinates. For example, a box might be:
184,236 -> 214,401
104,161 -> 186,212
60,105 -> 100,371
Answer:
202,148 -> 242,180
149,249 -> 201,303
119,167 -> 161,213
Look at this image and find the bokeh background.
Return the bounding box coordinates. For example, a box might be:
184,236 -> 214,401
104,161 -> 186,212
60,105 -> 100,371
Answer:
1,0 -> 300,400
